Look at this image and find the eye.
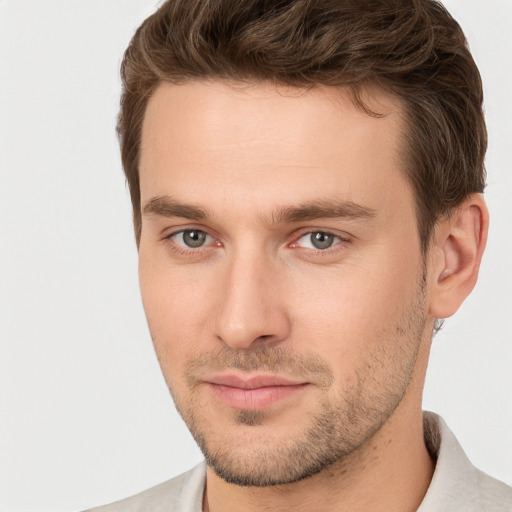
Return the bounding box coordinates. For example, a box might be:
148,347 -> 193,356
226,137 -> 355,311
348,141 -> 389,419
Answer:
170,229 -> 212,248
294,231 -> 342,250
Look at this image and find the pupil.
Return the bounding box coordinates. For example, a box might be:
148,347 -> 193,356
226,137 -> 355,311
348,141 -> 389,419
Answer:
183,230 -> 206,248
311,232 -> 333,250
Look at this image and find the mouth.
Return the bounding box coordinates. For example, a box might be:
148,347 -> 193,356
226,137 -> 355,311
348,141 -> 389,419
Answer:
204,374 -> 310,410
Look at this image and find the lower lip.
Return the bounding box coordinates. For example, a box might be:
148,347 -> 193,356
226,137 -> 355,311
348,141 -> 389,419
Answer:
207,383 -> 309,410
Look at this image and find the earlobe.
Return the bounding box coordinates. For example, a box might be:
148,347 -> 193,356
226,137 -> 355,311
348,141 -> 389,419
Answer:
428,194 -> 489,319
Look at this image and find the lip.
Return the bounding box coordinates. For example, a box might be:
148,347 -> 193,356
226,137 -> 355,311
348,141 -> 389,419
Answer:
205,373 -> 310,410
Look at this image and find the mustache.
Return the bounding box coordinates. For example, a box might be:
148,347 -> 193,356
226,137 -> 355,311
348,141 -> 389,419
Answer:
185,345 -> 333,387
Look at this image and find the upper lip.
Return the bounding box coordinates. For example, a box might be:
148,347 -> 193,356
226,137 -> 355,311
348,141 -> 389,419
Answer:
206,374 -> 308,389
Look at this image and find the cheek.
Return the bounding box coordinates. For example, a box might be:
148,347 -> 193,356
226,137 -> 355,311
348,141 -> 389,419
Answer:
138,254 -> 216,370
288,251 -> 423,370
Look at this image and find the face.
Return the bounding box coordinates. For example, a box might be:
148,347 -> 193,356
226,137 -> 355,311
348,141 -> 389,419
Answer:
138,81 -> 431,486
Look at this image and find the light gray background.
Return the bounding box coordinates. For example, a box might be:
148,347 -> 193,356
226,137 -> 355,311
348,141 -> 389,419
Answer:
0,1 -> 510,511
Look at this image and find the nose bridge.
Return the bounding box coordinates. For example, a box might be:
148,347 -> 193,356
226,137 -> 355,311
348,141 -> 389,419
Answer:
215,243 -> 289,350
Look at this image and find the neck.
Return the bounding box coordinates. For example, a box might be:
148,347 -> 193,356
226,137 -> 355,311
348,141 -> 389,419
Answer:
203,405 -> 434,512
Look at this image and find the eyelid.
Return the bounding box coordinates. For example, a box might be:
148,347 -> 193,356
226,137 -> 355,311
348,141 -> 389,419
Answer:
162,226 -> 222,254
288,229 -> 352,254
290,228 -> 350,243
161,223 -> 216,240
171,229 -> 212,246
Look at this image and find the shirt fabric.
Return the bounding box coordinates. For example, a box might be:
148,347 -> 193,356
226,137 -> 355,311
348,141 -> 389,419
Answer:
84,412 -> 512,511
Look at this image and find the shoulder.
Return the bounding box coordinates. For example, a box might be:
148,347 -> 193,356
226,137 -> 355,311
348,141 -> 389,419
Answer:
82,462 -> 206,512
420,412 -> 512,511
474,468 -> 512,512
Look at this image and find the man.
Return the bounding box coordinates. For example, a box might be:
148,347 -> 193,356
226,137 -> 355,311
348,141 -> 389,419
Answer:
86,0 -> 512,510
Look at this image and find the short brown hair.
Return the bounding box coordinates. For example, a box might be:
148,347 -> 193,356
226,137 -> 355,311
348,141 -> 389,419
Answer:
118,0 -> 486,250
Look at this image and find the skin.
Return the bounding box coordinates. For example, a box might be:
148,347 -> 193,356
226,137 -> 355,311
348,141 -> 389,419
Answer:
137,80 -> 488,512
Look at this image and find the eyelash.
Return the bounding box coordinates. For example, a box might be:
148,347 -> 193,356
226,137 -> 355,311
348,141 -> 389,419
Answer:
163,229 -> 221,256
162,228 -> 350,257
290,231 -> 347,252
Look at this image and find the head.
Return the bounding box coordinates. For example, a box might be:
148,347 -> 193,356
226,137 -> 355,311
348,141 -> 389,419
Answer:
119,0 -> 488,488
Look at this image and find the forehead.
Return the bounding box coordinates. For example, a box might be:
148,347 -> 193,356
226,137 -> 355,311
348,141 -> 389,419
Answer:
141,80 -> 403,157
139,80 -> 410,221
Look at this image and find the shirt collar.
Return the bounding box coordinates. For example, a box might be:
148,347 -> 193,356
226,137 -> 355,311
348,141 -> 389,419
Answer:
418,411 -> 482,511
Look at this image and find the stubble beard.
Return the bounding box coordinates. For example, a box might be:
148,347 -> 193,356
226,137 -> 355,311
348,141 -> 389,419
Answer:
160,277 -> 428,488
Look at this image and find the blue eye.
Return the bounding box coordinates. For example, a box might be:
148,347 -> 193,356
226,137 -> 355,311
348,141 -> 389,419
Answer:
297,232 -> 341,250
171,230 -> 211,248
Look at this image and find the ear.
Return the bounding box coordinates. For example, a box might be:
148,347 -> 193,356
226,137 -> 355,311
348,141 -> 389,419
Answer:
428,194 -> 489,319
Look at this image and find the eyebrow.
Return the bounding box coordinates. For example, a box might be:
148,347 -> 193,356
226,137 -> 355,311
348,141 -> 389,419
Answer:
142,196 -> 376,224
142,196 -> 207,220
270,199 -> 376,224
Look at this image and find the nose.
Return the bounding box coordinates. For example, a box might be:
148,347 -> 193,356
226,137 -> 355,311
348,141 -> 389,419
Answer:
214,250 -> 291,351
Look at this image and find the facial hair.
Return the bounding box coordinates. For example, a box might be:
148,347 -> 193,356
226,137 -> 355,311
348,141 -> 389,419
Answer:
161,274 -> 428,487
